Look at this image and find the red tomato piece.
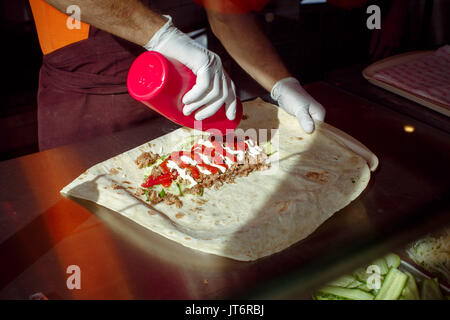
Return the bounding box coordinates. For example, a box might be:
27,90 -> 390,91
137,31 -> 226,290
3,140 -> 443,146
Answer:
170,151 -> 192,164
141,173 -> 173,188
185,164 -> 200,180
192,152 -> 204,165
197,163 -> 219,174
160,158 -> 171,174
213,155 -> 228,170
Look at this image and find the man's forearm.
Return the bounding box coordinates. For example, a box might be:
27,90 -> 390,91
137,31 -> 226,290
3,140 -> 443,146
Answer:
207,11 -> 291,92
45,0 -> 166,46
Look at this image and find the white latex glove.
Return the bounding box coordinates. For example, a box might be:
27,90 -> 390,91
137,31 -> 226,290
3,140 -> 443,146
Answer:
271,77 -> 326,133
144,16 -> 237,121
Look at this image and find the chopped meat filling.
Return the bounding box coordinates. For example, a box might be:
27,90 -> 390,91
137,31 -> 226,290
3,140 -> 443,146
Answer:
137,188 -> 183,208
183,155 -> 269,194
135,188 -> 146,196
135,151 -> 159,169
151,165 -> 164,177
163,193 -> 183,208
111,183 -> 122,190
109,168 -> 120,175
305,171 -> 328,183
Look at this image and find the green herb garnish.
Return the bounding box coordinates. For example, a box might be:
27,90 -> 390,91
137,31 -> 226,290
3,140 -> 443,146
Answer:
177,183 -> 184,196
199,187 -> 204,197
144,189 -> 150,202
159,154 -> 169,161
158,189 -> 166,198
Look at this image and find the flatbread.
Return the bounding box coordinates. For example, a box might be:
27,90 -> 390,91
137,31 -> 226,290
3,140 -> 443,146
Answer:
61,98 -> 376,261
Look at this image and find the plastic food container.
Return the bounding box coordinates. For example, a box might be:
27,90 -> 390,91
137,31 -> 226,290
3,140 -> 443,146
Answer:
127,51 -> 242,134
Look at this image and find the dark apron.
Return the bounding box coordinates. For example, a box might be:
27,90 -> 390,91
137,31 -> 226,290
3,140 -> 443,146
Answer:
37,27 -> 159,151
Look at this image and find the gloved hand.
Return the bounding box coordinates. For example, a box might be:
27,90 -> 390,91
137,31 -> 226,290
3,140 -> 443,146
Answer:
144,16 -> 237,121
271,77 -> 326,133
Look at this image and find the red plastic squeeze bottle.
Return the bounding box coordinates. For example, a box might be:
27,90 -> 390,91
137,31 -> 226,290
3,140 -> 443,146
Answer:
127,51 -> 243,135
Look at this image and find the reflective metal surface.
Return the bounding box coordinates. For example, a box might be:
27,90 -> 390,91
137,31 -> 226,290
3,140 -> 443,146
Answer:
0,82 -> 449,299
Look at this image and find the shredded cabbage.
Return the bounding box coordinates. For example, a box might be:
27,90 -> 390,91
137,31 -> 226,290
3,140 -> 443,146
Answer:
406,228 -> 450,282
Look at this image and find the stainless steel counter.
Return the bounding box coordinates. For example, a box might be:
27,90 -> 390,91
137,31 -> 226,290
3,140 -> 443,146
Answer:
0,82 -> 449,299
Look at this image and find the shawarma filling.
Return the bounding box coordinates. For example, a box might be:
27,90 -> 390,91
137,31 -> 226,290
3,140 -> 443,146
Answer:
134,135 -> 271,207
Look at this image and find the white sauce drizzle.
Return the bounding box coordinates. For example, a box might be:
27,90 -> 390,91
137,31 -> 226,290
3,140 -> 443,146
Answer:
223,156 -> 235,166
180,155 -> 197,166
196,139 -> 215,148
245,139 -> 263,157
162,138 -> 265,185
223,146 -> 245,162
181,154 -> 211,175
196,153 -> 226,173
197,166 -> 211,175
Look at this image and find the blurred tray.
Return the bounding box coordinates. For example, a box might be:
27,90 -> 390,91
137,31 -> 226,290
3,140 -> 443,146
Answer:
399,260 -> 450,295
363,51 -> 450,117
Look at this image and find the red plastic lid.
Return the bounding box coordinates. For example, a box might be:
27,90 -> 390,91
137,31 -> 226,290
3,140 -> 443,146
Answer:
127,51 -> 167,101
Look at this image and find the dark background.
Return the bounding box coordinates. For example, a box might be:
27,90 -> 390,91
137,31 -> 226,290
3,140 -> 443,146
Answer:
0,0 -> 447,161
0,0 -> 42,161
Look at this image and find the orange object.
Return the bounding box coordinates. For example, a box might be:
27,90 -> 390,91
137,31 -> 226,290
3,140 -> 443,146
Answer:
29,0 -> 90,55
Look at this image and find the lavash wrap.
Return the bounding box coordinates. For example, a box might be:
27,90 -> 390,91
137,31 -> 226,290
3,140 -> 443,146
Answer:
61,98 -> 375,261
